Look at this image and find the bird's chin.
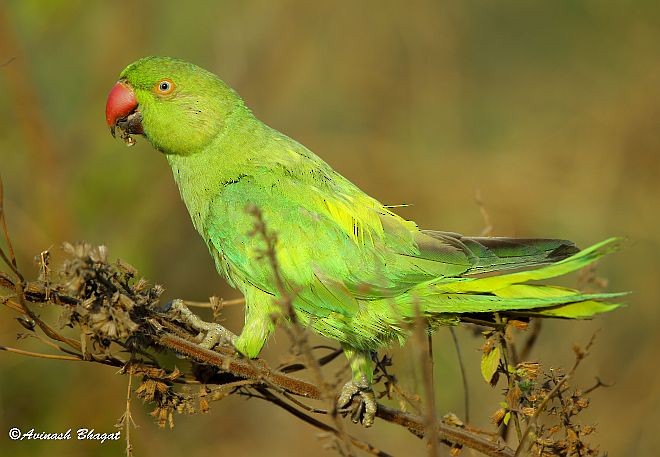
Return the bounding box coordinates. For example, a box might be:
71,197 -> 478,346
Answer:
111,110 -> 144,147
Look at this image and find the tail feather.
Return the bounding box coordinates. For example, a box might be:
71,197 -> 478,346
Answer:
421,231 -> 580,274
411,290 -> 624,314
401,237 -> 625,320
433,237 -> 621,294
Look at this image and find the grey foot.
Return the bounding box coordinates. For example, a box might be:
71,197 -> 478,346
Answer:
337,378 -> 377,427
166,299 -> 237,349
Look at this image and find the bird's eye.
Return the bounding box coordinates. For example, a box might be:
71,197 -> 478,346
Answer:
155,79 -> 175,95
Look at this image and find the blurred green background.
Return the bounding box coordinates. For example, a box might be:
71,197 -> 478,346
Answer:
1,1 -> 659,456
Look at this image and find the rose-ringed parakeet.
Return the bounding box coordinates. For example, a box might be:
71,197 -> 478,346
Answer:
105,56 -> 622,426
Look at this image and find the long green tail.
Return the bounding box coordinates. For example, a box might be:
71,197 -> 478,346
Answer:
403,237 -> 624,319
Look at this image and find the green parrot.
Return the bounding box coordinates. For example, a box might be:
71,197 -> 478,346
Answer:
105,56 -> 622,426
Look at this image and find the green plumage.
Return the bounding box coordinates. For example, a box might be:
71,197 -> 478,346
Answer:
114,56 -> 622,397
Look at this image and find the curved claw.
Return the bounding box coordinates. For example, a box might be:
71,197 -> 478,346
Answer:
337,379 -> 377,427
165,299 -> 237,349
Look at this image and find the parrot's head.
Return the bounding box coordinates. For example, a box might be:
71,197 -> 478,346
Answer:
105,56 -> 246,155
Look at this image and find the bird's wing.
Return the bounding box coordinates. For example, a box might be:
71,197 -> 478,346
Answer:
202,160 -> 471,319
203,141 -> 580,319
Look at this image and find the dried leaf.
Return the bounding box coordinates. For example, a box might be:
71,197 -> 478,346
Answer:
509,319 -> 528,330
490,408 -> 506,426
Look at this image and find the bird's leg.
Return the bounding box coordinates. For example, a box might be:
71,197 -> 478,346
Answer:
164,299 -> 237,349
337,346 -> 377,427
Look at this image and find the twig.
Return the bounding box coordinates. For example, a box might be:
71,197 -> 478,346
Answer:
0,345 -> 81,361
514,333 -> 598,457
2,295 -> 82,351
0,176 -> 20,280
253,387 -> 393,457
374,354 -> 422,414
583,377 -> 612,395
0,270 -> 78,306
513,373 -> 571,457
460,316 -> 506,329
495,314 -> 523,443
475,188 -> 493,237
31,332 -> 81,357
154,326 -> 323,398
414,302 -> 439,457
116,369 -> 138,457
449,327 -> 470,424
184,297 -> 245,308
518,319 -> 542,363
280,390 -> 334,414
278,346 -> 344,374
377,405 -> 514,457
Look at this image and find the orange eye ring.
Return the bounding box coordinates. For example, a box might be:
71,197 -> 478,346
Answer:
155,79 -> 175,95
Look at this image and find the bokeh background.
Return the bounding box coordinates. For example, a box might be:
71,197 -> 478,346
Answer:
1,1 -> 659,456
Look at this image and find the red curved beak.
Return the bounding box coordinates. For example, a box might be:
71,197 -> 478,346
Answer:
105,81 -> 138,129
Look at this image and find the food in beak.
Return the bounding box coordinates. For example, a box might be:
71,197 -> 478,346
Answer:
106,81 -> 143,146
